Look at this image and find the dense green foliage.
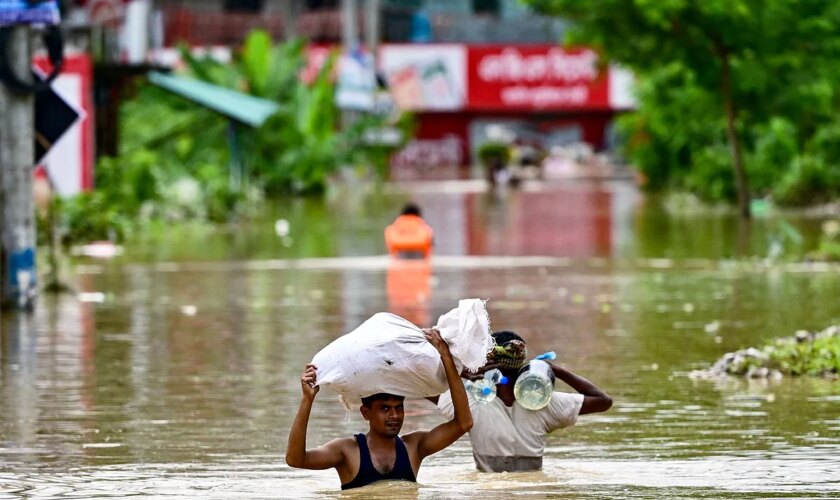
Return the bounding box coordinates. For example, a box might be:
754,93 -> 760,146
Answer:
54,31 -> 410,245
57,85 -> 245,243
719,328 -> 840,377
476,142 -> 511,167
523,0 -> 840,209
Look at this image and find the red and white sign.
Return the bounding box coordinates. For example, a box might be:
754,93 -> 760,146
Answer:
467,46 -> 610,111
81,0 -> 127,26
34,53 -> 94,197
379,45 -> 466,111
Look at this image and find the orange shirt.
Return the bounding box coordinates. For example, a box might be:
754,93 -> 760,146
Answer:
384,215 -> 434,257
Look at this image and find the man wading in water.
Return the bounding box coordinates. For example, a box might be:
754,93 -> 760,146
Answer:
430,330 -> 612,472
285,329 -> 473,490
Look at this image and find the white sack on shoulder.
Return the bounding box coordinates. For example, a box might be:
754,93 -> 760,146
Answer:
433,298 -> 494,372
312,299 -> 492,409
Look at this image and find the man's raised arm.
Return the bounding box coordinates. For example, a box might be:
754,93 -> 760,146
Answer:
412,329 -> 473,459
551,365 -> 612,415
285,364 -> 344,470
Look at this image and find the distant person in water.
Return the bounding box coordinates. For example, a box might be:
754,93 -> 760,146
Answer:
285,329 -> 472,490
428,330 -> 612,473
385,203 -> 434,259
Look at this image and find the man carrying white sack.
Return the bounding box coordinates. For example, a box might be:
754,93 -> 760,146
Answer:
286,299 -> 491,489
285,329 -> 473,490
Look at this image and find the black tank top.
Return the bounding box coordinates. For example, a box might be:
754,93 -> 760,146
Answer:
341,434 -> 416,490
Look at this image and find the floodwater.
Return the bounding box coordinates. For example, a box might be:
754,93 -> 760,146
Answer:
2,180 -> 839,499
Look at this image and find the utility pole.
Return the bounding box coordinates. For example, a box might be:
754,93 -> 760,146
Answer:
0,25 -> 37,310
340,0 -> 359,129
342,0 -> 358,54
363,0 -> 380,57
277,0 -> 299,41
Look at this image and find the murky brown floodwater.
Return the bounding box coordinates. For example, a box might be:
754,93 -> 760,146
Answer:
2,180 -> 839,498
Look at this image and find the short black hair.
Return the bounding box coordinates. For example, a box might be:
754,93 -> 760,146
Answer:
361,393 -> 405,407
401,203 -> 422,217
492,330 -> 525,345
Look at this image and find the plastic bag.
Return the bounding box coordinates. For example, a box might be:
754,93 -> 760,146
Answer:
312,299 -> 493,410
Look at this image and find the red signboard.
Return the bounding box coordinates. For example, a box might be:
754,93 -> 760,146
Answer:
466,45 -> 610,111
34,53 -> 95,196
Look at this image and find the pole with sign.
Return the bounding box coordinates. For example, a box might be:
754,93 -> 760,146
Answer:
0,25 -> 36,309
0,0 -> 60,309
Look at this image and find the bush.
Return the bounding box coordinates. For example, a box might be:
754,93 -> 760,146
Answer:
706,326 -> 840,378
683,145 -> 736,203
747,117 -> 799,196
477,142 -> 510,166
61,192 -> 130,244
773,155 -> 832,206
616,63 -> 727,195
49,31 -> 410,247
613,62 -> 840,207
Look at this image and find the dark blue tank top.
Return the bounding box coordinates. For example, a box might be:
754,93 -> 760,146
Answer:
341,434 -> 416,490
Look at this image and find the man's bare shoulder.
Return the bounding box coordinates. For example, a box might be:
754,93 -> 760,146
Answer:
399,430 -> 428,446
322,436 -> 358,450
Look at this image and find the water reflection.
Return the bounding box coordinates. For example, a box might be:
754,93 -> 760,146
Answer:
387,259 -> 432,327
122,180 -> 832,262
2,180 -> 839,497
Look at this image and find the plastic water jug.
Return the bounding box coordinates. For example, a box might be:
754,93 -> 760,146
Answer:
514,358 -> 556,410
466,368 -> 508,403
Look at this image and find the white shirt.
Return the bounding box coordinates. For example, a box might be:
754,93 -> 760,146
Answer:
437,388 -> 584,472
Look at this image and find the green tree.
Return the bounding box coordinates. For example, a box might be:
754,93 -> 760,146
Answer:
523,0 -> 840,217
181,31 -> 410,194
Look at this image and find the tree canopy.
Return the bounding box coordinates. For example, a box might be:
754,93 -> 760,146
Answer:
524,0 -> 840,212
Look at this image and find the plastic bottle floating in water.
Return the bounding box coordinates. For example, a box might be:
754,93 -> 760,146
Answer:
466,368 -> 508,404
514,359 -> 556,410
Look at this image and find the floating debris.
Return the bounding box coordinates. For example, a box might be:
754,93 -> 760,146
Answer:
180,305 -> 198,316
274,219 -> 290,237
70,241 -> 124,259
78,292 -> 106,303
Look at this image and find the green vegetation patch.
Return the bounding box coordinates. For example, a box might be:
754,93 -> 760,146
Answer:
700,326 -> 840,379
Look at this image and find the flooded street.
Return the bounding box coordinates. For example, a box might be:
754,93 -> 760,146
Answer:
2,180 -> 839,498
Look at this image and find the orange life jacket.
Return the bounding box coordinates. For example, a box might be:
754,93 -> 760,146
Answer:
384,215 -> 433,257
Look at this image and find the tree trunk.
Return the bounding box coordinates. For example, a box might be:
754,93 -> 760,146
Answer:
720,51 -> 751,219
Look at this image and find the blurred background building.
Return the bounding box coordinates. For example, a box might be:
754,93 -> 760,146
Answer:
55,0 -> 635,186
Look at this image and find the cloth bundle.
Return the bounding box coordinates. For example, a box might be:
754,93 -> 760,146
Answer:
488,339 -> 528,371
312,299 -> 493,410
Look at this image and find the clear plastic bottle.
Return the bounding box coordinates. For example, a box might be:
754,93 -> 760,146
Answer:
466,368 -> 508,403
514,359 -> 556,410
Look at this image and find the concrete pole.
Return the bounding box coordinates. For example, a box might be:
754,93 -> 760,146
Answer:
340,0 -> 359,128
342,0 -> 358,54
364,0 -> 381,57
277,0 -> 299,41
0,26 -> 37,310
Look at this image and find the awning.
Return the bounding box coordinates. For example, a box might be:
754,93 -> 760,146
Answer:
148,71 -> 280,128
